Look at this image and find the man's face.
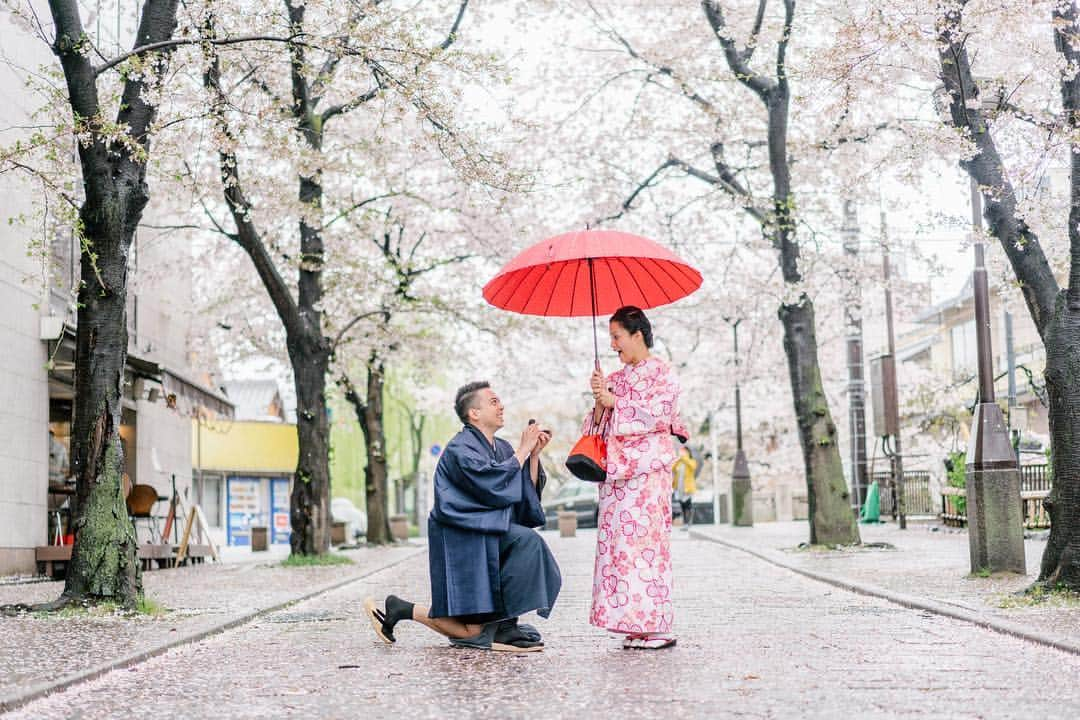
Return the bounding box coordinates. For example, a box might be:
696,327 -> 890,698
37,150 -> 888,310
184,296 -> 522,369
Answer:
469,388 -> 505,431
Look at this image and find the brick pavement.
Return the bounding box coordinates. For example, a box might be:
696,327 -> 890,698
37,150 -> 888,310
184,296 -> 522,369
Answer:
691,521 -> 1080,651
0,543 -> 423,710
4,529 -> 1080,719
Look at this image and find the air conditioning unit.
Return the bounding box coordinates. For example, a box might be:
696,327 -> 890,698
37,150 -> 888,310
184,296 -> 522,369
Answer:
39,316 -> 64,341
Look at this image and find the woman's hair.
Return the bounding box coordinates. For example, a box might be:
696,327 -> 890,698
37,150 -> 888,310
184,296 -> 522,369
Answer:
610,305 -> 653,348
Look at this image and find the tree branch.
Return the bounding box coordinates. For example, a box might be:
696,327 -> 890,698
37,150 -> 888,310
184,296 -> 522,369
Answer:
439,0 -> 470,51
776,0 -> 795,93
936,1 -> 1058,336
1053,0 -> 1080,307
321,84 -> 382,123
595,158 -> 678,224
202,12 -> 302,337
94,34 -> 306,76
742,0 -> 768,64
587,1 -> 717,117
320,192 -> 401,231
701,0 -> 776,102
332,311 -> 385,353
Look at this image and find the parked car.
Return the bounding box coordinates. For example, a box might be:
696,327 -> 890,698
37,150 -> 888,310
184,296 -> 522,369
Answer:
679,490 -> 715,525
331,497 -> 367,542
542,479 -> 599,530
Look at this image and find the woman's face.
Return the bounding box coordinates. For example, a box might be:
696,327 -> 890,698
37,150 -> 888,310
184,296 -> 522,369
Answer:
609,320 -> 646,363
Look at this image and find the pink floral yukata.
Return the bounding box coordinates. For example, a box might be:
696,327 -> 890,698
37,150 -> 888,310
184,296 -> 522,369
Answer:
586,356 -> 688,638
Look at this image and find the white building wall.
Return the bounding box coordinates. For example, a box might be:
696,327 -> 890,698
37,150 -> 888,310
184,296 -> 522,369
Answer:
0,8 -> 54,574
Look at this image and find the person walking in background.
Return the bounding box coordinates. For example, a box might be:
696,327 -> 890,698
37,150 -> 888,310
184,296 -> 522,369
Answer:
672,444 -> 697,530
585,306 -> 688,650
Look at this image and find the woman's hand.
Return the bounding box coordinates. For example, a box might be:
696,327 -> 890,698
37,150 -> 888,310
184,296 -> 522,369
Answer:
590,369 -> 615,409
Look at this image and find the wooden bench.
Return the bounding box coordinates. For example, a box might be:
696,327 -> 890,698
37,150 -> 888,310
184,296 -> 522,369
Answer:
940,486 -> 1052,529
35,545 -> 73,578
138,543 -> 175,570
940,486 -> 966,527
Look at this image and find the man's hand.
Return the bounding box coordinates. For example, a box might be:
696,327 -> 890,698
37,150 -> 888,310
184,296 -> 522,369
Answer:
514,422 -> 542,465
531,428 -> 552,458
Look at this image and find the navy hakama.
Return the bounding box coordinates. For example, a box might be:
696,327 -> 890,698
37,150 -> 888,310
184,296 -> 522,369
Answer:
428,425 -> 561,621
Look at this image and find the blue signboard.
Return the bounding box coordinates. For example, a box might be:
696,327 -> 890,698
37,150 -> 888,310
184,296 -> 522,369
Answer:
226,477 -> 263,546
270,477 -> 291,545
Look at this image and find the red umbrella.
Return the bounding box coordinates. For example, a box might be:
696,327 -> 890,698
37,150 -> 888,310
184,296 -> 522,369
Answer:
483,229 -> 702,366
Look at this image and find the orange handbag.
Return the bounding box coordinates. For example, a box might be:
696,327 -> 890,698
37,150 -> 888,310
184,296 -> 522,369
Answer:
566,414 -> 607,483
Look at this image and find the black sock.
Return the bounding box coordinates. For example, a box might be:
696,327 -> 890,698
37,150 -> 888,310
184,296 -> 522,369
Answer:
384,595 -> 414,626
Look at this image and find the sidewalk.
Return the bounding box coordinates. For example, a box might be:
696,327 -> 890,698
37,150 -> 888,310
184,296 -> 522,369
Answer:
0,542 -> 425,712
690,520 -> 1080,653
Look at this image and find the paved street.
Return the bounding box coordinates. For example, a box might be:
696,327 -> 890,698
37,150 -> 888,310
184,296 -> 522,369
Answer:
6,530 -> 1080,719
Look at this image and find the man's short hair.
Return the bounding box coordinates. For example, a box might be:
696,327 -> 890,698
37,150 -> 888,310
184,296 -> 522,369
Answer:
455,381 -> 491,424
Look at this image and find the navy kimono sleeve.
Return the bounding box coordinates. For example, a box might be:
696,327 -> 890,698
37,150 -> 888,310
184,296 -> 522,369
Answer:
451,447 -> 525,509
513,461 -> 547,528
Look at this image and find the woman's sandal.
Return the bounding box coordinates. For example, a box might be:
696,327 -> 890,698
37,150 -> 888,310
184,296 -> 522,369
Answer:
622,634 -> 676,650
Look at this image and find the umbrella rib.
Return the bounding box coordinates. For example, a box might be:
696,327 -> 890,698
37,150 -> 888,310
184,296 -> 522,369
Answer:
667,260 -> 702,293
639,256 -> 680,303
568,258 -> 581,317
630,256 -> 674,305
504,264 -> 544,312
613,256 -> 644,308
606,257 -> 626,310
542,260 -> 572,316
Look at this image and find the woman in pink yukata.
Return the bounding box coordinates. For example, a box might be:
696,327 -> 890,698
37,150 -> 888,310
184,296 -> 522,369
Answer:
585,305 -> 688,650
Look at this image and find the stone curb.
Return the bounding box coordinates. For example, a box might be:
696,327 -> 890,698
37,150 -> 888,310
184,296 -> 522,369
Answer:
0,546 -> 427,714
689,529 -> 1080,657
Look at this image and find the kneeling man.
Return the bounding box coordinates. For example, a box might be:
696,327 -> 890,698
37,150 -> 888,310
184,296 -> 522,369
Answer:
364,381 -> 562,652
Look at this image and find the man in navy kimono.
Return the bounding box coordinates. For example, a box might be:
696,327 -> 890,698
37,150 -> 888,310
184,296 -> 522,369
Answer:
364,381 -> 562,652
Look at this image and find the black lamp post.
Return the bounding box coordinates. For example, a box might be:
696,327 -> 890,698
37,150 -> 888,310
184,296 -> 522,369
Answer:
726,317 -> 752,527
965,177 -> 1026,573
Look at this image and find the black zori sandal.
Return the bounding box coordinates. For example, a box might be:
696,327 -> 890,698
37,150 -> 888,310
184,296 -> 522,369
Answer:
364,595 -> 414,644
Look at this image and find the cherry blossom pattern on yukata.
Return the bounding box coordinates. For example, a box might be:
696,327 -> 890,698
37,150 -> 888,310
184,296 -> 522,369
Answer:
585,357 -> 688,635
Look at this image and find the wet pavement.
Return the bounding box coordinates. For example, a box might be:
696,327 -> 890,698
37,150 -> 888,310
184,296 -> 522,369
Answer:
0,543 -> 423,708
692,521 -> 1080,650
4,528 -> 1080,719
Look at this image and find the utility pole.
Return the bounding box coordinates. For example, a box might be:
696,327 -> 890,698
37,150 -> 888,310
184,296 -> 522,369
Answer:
841,201 -> 869,515
965,177 -> 1025,573
1004,309 -> 1021,466
726,318 -> 752,527
881,214 -> 906,529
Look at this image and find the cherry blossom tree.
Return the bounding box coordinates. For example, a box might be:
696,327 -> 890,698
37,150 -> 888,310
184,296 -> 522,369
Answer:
539,0 -> 877,544
0,0 -> 189,608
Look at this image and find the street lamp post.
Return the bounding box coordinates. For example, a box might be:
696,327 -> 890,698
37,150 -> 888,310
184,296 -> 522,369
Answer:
965,177 -> 1026,574
881,237 -> 906,530
727,318 -> 752,527
841,201 -> 870,515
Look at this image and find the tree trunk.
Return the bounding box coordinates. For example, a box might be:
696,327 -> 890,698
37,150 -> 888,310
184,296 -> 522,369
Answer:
288,334 -> 332,555
1039,299 -> 1080,587
780,296 -> 860,545
47,0 -> 181,608
359,355 -> 392,544
64,220 -> 141,606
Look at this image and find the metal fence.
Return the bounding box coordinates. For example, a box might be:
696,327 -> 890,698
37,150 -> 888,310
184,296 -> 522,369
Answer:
940,463 -> 1051,529
873,470 -> 934,517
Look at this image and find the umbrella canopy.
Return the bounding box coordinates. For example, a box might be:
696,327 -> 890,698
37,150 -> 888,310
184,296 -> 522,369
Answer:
483,229 -> 702,367
482,229 -> 702,317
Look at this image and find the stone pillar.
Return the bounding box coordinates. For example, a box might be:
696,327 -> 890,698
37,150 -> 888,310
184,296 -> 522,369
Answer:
776,485 -> 793,522
966,403 -> 1026,573
732,450 -> 753,527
